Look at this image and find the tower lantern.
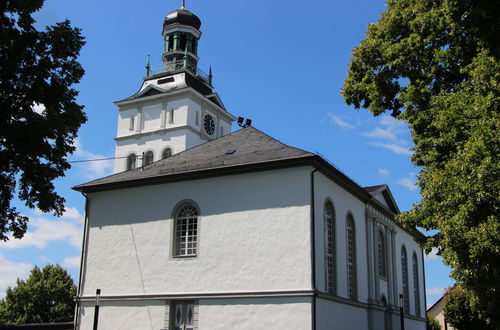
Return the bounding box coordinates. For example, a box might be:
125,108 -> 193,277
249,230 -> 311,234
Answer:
162,1 -> 202,69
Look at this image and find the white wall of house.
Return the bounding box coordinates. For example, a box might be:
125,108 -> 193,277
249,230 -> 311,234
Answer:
314,171 -> 369,302
316,298 -> 368,329
199,297 -> 311,329
395,227 -> 426,318
81,167 -> 312,297
77,297 -> 312,330
78,300 -> 166,330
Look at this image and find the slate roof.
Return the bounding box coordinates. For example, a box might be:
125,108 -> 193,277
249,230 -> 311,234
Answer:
73,127 -> 315,192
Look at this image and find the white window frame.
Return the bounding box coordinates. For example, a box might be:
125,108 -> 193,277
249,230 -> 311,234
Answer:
324,200 -> 336,294
401,246 -> 410,313
144,150 -> 154,166
173,203 -> 199,258
412,252 -> 421,316
126,153 -> 137,170
378,230 -> 387,278
346,214 -> 357,300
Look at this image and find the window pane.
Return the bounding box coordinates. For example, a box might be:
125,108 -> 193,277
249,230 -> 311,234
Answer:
126,154 -> 136,170
401,247 -> 410,312
413,253 -> 421,316
347,215 -> 357,300
324,201 -> 336,294
174,205 -> 199,257
162,148 -> 172,159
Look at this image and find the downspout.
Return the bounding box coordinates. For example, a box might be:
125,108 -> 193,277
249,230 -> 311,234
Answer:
74,192 -> 90,330
310,167 -> 320,330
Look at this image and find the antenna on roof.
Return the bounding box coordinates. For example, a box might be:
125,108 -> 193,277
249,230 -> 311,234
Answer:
180,0 -> 186,9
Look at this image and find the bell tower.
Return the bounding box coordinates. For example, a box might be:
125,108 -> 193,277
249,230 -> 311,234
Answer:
112,2 -> 236,173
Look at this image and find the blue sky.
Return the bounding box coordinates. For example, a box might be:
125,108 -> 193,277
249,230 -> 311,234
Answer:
0,0 -> 453,307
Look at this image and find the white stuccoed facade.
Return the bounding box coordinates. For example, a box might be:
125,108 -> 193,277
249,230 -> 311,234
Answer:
73,4 -> 427,330
113,72 -> 234,173
75,163 -> 426,330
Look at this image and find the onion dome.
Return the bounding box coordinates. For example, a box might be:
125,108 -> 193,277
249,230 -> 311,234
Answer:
164,8 -> 201,30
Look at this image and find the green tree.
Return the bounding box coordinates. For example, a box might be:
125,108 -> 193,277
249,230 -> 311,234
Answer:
444,285 -> 494,330
0,0 -> 86,241
427,313 -> 441,330
0,264 -> 77,324
342,0 -> 499,327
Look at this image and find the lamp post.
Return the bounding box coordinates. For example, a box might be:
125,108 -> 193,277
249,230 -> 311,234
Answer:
93,289 -> 101,330
399,293 -> 405,330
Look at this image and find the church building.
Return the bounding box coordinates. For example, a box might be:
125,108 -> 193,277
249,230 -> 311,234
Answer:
73,3 -> 427,330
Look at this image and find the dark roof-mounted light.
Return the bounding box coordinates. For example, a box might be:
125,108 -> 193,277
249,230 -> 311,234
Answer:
237,117 -> 252,128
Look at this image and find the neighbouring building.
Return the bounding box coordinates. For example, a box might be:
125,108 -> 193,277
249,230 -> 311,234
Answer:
73,3 -> 427,330
427,294 -> 455,330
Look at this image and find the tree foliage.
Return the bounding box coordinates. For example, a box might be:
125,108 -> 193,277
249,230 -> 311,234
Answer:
342,0 -> 499,327
444,285 -> 494,330
0,264 -> 77,324
426,313 -> 441,330
0,0 -> 86,240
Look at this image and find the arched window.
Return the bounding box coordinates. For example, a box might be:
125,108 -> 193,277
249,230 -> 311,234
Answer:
401,246 -> 410,313
378,230 -> 387,278
144,151 -> 154,166
126,153 -> 136,170
162,148 -> 172,159
413,253 -> 421,316
324,201 -> 336,294
179,33 -> 187,51
346,214 -> 357,300
173,203 -> 199,257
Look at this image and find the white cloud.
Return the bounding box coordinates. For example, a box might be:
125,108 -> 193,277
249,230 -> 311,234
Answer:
364,127 -> 397,141
377,168 -> 390,178
0,254 -> 32,298
427,287 -> 446,296
39,255 -> 51,263
371,142 -> 412,156
62,256 -> 81,269
425,248 -> 440,260
326,113 -> 355,129
72,139 -> 113,179
397,173 -> 418,191
0,216 -> 83,250
62,207 -> 84,224
364,115 -> 413,155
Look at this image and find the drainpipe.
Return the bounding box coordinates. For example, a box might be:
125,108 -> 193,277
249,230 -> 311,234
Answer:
74,192 -> 90,330
310,167 -> 320,330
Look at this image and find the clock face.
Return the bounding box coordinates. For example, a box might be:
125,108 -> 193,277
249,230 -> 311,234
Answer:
204,114 -> 215,135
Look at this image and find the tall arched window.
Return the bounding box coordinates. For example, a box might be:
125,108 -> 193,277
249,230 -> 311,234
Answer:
144,151 -> 154,166
324,201 -> 336,294
401,246 -> 410,313
378,230 -> 387,278
346,214 -> 357,300
173,203 -> 199,257
162,148 -> 172,159
126,153 -> 136,170
413,253 -> 421,316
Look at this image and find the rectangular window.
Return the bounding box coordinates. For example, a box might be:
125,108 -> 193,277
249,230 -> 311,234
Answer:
129,116 -> 135,131
169,110 -> 174,124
